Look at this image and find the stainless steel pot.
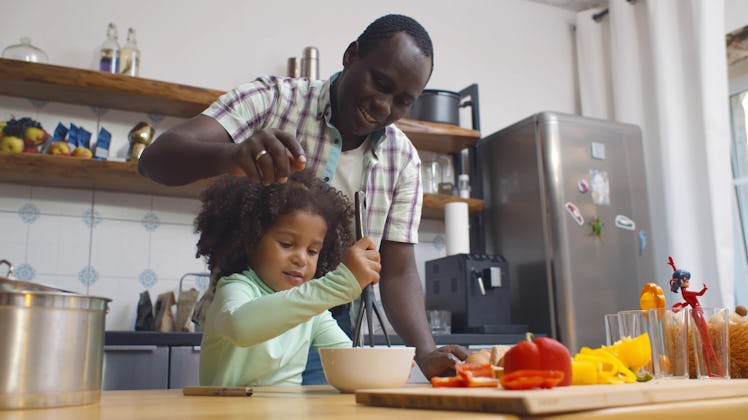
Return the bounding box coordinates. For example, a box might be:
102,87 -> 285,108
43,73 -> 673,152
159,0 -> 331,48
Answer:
0,259 -> 111,410
407,84 -> 481,131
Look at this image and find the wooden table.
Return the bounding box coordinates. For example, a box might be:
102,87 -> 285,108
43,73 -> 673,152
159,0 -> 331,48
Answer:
1,385 -> 747,420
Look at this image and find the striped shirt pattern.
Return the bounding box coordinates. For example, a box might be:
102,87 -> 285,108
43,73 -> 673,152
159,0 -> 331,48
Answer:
202,75 -> 422,248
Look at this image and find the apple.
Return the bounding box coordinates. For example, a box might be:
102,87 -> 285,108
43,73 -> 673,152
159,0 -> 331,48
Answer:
23,145 -> 39,153
0,135 -> 25,153
24,126 -> 50,147
72,146 -> 93,159
48,141 -> 71,156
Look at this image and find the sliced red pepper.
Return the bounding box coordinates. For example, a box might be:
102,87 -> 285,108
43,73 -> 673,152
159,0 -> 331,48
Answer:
500,369 -> 564,390
464,372 -> 500,388
455,362 -> 495,379
430,375 -> 467,388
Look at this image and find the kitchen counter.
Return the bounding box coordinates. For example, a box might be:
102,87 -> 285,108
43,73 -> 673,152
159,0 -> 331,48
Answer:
2,386 -> 746,420
104,331 -> 529,347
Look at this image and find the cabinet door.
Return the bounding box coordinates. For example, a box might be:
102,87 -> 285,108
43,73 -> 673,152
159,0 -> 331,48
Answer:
103,345 -> 169,390
169,346 -> 201,389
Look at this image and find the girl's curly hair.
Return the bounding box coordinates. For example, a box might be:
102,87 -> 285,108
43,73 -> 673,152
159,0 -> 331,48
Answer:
194,170 -> 354,281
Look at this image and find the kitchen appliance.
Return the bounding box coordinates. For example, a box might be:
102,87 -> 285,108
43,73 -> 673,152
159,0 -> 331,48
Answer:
477,112 -> 655,353
0,259 -> 111,409
424,254 -> 522,334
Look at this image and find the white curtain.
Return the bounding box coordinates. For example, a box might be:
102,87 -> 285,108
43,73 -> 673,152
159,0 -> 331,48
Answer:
576,0 -> 734,309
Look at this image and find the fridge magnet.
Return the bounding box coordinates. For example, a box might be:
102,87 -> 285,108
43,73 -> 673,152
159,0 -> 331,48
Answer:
577,179 -> 590,194
591,142 -> 606,160
589,169 -> 610,205
614,214 -> 635,231
564,202 -> 585,226
638,230 -> 647,256
589,216 -> 603,239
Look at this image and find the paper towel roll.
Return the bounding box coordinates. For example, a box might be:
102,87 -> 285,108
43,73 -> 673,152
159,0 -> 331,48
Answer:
445,202 -> 470,255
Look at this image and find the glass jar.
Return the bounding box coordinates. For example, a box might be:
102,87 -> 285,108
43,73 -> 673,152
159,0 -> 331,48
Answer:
2,37 -> 48,63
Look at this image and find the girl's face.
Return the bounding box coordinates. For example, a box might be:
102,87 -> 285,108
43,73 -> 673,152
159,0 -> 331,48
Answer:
248,209 -> 327,292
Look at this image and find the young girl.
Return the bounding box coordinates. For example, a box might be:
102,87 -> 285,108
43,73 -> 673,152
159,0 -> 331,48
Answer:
194,170 -> 380,386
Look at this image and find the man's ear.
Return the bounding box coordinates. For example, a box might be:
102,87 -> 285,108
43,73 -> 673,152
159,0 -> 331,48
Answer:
342,41 -> 359,67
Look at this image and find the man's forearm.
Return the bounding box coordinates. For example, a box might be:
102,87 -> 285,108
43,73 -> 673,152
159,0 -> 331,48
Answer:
138,115 -> 237,186
139,133 -> 236,186
380,270 -> 436,359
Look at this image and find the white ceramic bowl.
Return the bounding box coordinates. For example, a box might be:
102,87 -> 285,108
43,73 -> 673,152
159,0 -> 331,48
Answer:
319,347 -> 415,393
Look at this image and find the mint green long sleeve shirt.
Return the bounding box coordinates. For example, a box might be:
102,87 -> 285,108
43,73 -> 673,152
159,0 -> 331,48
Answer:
199,264 -> 361,386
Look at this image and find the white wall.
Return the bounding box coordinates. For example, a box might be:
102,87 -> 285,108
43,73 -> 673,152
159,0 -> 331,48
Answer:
0,0 -> 580,330
1,0 -> 579,135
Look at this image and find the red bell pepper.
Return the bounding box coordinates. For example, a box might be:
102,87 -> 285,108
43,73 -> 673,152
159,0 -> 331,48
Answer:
503,334 -> 572,386
500,369 -> 564,390
431,362 -> 499,388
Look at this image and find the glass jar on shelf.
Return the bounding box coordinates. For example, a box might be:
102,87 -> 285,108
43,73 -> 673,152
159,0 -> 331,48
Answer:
2,37 -> 48,63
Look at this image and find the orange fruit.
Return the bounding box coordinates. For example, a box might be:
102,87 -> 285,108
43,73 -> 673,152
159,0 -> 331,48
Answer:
639,282 -> 666,310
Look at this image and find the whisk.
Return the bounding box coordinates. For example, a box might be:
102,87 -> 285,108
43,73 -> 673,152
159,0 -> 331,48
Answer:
351,191 -> 391,347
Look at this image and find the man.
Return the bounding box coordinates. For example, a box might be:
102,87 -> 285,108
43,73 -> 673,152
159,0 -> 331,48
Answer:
138,14 -> 468,381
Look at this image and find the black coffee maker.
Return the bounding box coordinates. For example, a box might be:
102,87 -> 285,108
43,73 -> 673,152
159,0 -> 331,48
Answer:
425,254 -> 524,334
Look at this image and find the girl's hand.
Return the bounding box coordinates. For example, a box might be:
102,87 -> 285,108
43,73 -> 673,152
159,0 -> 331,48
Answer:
343,237 -> 381,290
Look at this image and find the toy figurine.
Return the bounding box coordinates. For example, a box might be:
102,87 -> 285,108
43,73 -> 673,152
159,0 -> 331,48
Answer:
667,256 -> 725,377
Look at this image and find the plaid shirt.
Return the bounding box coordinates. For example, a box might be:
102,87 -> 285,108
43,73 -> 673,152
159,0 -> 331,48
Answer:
202,74 -> 422,248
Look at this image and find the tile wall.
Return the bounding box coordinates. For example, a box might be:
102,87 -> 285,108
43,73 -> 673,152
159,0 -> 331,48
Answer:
0,96 -> 449,331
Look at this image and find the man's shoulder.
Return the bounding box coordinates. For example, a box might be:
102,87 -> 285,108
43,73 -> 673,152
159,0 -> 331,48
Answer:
378,123 -> 419,156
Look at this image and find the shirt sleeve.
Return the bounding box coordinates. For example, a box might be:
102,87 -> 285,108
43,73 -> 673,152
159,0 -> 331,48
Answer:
211,264 -> 361,347
310,311 -> 353,349
201,77 -> 277,143
382,134 -> 422,244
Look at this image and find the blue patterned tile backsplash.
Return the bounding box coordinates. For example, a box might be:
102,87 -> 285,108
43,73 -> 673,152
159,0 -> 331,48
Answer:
0,182 -> 208,330
0,183 -> 448,331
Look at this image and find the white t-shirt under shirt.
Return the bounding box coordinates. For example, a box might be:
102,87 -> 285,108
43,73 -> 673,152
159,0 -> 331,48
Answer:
331,136 -> 369,210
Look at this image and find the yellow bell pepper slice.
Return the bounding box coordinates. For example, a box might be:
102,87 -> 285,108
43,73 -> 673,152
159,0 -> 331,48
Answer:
574,347 -> 638,384
603,332 -> 652,373
571,359 -> 597,385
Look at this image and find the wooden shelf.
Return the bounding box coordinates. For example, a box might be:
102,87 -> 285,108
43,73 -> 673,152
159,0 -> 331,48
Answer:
0,152 -> 482,217
0,59 -> 484,218
0,152 -> 211,199
0,59 -> 479,154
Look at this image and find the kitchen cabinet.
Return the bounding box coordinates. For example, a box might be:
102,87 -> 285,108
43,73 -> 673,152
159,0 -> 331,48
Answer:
169,346 -> 201,389
0,58 -> 483,219
102,345 -> 169,390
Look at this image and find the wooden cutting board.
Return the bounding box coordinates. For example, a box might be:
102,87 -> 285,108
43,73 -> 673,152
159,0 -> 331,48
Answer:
356,379 -> 748,415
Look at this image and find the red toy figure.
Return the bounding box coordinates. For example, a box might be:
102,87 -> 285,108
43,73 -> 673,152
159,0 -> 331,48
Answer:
667,256 -> 725,377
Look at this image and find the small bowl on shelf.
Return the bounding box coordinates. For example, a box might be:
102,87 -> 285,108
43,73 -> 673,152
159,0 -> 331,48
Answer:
319,347 -> 415,393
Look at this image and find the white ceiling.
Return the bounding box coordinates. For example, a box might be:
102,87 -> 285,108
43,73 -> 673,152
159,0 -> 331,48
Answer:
525,0 -> 609,12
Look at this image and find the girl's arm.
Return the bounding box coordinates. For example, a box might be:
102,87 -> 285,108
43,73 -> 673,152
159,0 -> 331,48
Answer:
212,265 -> 360,347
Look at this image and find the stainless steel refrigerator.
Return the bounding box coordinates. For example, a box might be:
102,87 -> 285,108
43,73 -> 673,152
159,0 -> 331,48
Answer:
477,112 -> 655,353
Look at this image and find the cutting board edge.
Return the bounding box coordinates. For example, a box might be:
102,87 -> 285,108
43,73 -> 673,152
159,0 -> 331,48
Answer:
355,380 -> 748,416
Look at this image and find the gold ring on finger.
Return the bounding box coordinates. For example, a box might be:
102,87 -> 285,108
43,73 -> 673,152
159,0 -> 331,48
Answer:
254,150 -> 268,162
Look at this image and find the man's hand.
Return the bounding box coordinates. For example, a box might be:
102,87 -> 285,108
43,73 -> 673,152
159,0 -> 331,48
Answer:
342,237 -> 381,290
415,345 -> 470,379
234,128 -> 307,184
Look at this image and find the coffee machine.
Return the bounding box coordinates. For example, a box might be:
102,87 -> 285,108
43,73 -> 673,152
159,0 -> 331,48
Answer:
425,254 -> 524,334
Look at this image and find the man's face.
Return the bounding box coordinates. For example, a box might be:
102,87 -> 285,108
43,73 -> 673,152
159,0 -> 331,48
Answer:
334,32 -> 431,140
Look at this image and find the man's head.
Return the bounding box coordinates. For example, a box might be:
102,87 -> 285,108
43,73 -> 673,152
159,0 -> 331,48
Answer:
332,14 -> 433,144
357,14 -> 434,77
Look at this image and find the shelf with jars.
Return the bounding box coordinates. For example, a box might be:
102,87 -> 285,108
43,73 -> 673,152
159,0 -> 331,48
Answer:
0,58 -> 483,218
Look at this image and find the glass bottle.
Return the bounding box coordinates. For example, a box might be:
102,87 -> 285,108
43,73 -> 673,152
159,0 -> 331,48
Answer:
99,23 -> 119,73
2,37 -> 48,63
119,27 -> 140,77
